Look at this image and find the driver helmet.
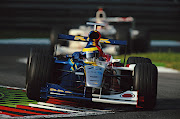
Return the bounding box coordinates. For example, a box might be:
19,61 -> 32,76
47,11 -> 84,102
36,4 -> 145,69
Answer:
80,30 -> 101,61
81,49 -> 99,62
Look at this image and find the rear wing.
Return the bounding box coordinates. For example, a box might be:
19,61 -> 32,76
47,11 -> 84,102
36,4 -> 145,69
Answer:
89,17 -> 134,23
58,34 -> 127,46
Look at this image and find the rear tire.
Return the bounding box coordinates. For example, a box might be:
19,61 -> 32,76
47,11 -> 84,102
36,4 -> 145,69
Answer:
26,53 -> 54,101
127,57 -> 152,64
134,63 -> 158,109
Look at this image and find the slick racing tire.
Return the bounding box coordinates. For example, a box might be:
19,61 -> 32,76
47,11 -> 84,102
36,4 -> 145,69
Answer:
134,63 -> 158,109
26,53 -> 54,101
26,47 -> 52,84
127,57 -> 152,64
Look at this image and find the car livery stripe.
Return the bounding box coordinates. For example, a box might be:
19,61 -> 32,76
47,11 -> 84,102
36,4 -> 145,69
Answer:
82,47 -> 99,52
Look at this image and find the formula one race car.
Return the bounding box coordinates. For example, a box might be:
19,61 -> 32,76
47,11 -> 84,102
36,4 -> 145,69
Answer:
26,22 -> 158,109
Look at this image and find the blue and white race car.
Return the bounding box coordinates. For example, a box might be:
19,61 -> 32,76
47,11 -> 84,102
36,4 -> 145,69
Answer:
26,22 -> 158,109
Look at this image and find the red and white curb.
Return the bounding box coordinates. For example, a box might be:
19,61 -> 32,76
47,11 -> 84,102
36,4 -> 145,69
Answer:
0,85 -> 113,118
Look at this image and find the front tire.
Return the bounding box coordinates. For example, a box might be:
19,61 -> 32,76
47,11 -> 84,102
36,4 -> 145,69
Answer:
26,53 -> 53,101
26,47 -> 52,84
134,63 -> 158,109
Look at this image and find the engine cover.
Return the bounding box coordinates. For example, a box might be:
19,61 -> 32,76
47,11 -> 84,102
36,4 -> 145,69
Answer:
85,66 -> 105,88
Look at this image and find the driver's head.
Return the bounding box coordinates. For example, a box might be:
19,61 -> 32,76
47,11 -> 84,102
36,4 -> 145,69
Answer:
80,49 -> 99,61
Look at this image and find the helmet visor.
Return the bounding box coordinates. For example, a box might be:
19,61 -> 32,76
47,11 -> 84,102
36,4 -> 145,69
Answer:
86,52 -> 99,61
86,52 -> 95,59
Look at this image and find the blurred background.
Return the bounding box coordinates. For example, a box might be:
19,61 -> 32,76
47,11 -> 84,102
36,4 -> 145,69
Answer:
1,0 -> 179,42
0,0 -> 180,71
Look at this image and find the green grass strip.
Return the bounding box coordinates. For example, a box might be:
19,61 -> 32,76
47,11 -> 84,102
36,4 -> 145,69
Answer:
0,87 -> 37,108
115,52 -> 180,71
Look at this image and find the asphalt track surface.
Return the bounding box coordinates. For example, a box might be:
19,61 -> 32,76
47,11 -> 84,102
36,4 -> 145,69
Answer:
0,44 -> 180,119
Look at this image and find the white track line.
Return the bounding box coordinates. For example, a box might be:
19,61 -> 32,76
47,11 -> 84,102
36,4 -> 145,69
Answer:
0,39 -> 50,45
157,66 -> 180,73
151,40 -> 180,47
28,104 -> 112,119
0,85 -> 25,90
38,102 -> 111,112
2,111 -> 112,119
17,57 -> 27,64
38,102 -> 88,112
29,103 -> 80,113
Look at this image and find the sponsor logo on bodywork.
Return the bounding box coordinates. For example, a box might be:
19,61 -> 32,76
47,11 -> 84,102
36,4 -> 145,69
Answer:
50,88 -> 72,94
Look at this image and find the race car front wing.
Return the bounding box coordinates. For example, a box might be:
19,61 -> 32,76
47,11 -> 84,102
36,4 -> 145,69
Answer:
40,83 -> 138,106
